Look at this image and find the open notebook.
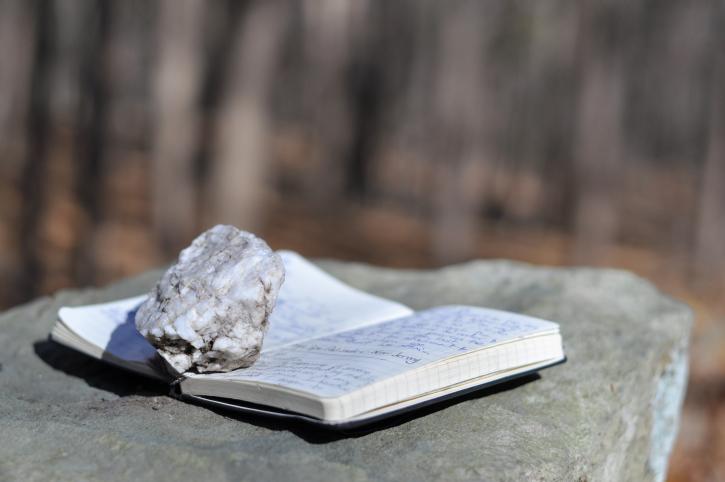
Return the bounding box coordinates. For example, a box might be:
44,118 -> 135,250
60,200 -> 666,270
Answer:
51,251 -> 565,428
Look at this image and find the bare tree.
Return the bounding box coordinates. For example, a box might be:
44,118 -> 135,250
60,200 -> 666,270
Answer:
429,1 -> 493,263
0,0 -> 35,305
152,0 -> 205,253
695,37 -> 725,286
570,3 -> 628,263
206,0 -> 288,231
299,0 -> 363,199
0,0 -> 35,153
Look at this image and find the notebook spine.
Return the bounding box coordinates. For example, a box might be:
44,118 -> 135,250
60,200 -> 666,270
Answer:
168,375 -> 185,399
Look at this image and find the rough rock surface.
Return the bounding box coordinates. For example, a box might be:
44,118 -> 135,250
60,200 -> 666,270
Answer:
135,225 -> 285,373
1,259 -> 691,481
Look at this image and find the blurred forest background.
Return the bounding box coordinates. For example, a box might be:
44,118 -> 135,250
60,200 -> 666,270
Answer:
0,0 -> 723,479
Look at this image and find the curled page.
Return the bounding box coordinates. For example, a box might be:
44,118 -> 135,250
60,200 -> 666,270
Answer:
56,251 -> 414,365
263,251 -> 413,350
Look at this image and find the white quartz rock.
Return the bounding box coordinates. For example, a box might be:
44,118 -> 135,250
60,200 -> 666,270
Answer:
135,225 -> 285,374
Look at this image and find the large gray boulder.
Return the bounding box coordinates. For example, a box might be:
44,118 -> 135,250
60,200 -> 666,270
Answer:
0,259 -> 691,481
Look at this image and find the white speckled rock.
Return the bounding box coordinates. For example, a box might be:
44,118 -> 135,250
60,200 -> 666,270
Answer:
134,225 -> 285,373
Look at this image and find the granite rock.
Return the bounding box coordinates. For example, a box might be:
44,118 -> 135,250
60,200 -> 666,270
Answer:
135,225 -> 285,373
0,259 -> 691,481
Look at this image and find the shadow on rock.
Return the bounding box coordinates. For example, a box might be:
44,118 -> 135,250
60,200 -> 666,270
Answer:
34,301 -> 168,397
198,372 -> 541,443
33,339 -> 167,397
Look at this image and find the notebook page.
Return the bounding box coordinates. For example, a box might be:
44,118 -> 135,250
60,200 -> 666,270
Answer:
57,295 -> 156,364
195,305 -> 560,398
56,251 -> 412,362
263,251 -> 413,350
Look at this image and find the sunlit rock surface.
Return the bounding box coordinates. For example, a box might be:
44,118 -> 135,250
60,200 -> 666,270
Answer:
4,258 -> 690,481
134,225 -> 285,373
